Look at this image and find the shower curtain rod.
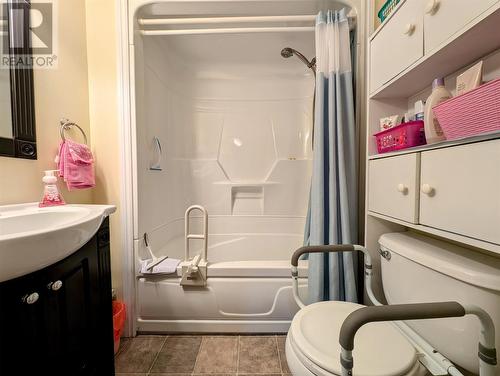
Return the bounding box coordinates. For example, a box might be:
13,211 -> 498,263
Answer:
140,26 -> 315,36
139,15 -> 318,25
138,14 -> 356,36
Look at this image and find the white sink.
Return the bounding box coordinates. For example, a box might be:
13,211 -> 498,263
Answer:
0,203 -> 116,283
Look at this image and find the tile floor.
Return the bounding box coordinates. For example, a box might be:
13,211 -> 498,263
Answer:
115,335 -> 291,376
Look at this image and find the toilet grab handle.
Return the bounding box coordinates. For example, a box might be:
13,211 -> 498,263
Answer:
290,244 -> 375,309
339,302 -> 497,376
291,244 -> 358,267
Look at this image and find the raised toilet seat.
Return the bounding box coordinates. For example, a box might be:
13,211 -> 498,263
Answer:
285,301 -> 427,376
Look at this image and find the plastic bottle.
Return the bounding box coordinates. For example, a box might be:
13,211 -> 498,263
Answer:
39,170 -> 65,207
414,100 -> 425,121
424,78 -> 452,144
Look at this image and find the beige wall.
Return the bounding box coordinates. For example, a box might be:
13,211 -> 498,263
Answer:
374,0 -> 386,28
0,0 -> 92,205
85,0 -> 123,296
0,0 -> 124,297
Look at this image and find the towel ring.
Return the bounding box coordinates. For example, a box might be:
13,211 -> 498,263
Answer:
60,118 -> 88,144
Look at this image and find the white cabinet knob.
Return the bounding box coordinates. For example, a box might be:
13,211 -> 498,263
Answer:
47,280 -> 63,291
23,292 -> 39,305
422,184 -> 435,195
403,23 -> 416,36
397,184 -> 408,194
425,0 -> 440,15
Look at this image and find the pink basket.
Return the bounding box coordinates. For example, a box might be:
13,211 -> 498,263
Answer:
374,121 -> 426,154
433,78 -> 500,140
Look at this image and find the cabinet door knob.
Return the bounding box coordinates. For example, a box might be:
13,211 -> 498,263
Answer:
397,184 -> 408,194
403,23 -> 416,36
422,184 -> 435,195
22,292 -> 39,305
425,0 -> 440,15
47,280 -> 63,291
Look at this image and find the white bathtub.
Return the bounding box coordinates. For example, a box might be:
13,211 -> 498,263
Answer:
136,216 -> 308,333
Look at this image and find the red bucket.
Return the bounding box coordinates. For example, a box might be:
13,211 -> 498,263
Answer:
113,301 -> 126,355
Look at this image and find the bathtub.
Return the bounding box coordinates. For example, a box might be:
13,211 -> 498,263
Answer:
135,216 -> 309,333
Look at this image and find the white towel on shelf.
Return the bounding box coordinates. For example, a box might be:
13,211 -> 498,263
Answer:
140,257 -> 181,275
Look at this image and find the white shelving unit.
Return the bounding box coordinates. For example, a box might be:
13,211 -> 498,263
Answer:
364,0 -> 500,302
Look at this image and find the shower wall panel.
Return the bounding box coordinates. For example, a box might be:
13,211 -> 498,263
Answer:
137,37 -> 314,250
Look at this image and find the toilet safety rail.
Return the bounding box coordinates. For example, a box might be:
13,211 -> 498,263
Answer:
290,244 -> 377,310
290,245 -> 497,376
185,205 -> 208,264
339,302 -> 497,376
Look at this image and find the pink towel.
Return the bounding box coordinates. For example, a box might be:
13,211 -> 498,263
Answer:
57,140 -> 95,190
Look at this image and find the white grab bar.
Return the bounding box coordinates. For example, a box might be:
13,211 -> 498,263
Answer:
184,205 -> 208,263
149,136 -> 162,171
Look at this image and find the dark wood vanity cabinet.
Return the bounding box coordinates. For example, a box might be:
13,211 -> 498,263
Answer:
0,219 -> 114,375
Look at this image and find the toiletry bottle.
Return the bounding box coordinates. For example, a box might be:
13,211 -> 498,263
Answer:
39,170 -> 66,207
403,111 -> 414,123
424,78 -> 452,144
456,61 -> 483,96
414,100 -> 425,121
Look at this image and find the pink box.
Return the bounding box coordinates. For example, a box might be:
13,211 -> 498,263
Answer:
433,78 -> 500,140
374,121 -> 426,154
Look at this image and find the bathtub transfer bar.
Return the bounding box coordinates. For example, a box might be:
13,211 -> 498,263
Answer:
290,245 -> 464,375
339,303 -> 497,376
184,205 -> 208,262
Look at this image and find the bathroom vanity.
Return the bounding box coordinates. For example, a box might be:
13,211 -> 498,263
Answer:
0,204 -> 115,375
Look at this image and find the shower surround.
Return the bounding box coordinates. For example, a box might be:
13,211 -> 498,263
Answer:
129,0 -> 359,333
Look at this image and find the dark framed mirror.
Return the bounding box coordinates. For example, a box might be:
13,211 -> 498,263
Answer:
0,0 -> 36,159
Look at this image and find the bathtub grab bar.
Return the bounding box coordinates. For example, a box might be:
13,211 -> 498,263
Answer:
184,205 -> 208,263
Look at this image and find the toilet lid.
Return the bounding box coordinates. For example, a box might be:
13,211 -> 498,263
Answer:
290,301 -> 417,376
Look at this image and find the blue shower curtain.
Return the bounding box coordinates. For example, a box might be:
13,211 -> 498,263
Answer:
304,9 -> 358,304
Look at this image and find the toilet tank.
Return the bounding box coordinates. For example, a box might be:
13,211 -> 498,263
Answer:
379,232 -> 500,375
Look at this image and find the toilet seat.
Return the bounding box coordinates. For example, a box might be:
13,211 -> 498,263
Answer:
287,301 -> 421,376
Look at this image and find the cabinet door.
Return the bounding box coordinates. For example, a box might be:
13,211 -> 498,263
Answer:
0,275 -> 49,375
368,153 -> 420,223
420,140 -> 500,244
424,0 -> 499,54
44,236 -> 99,375
370,0 -> 424,92
44,230 -> 114,376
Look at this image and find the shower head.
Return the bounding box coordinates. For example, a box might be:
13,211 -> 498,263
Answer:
280,47 -> 316,75
281,47 -> 294,58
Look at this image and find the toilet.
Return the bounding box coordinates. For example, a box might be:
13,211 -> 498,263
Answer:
286,232 -> 500,376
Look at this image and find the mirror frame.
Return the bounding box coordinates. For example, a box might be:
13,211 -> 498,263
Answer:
0,0 -> 36,159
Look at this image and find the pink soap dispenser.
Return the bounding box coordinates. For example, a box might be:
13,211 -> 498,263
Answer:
39,170 -> 66,207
